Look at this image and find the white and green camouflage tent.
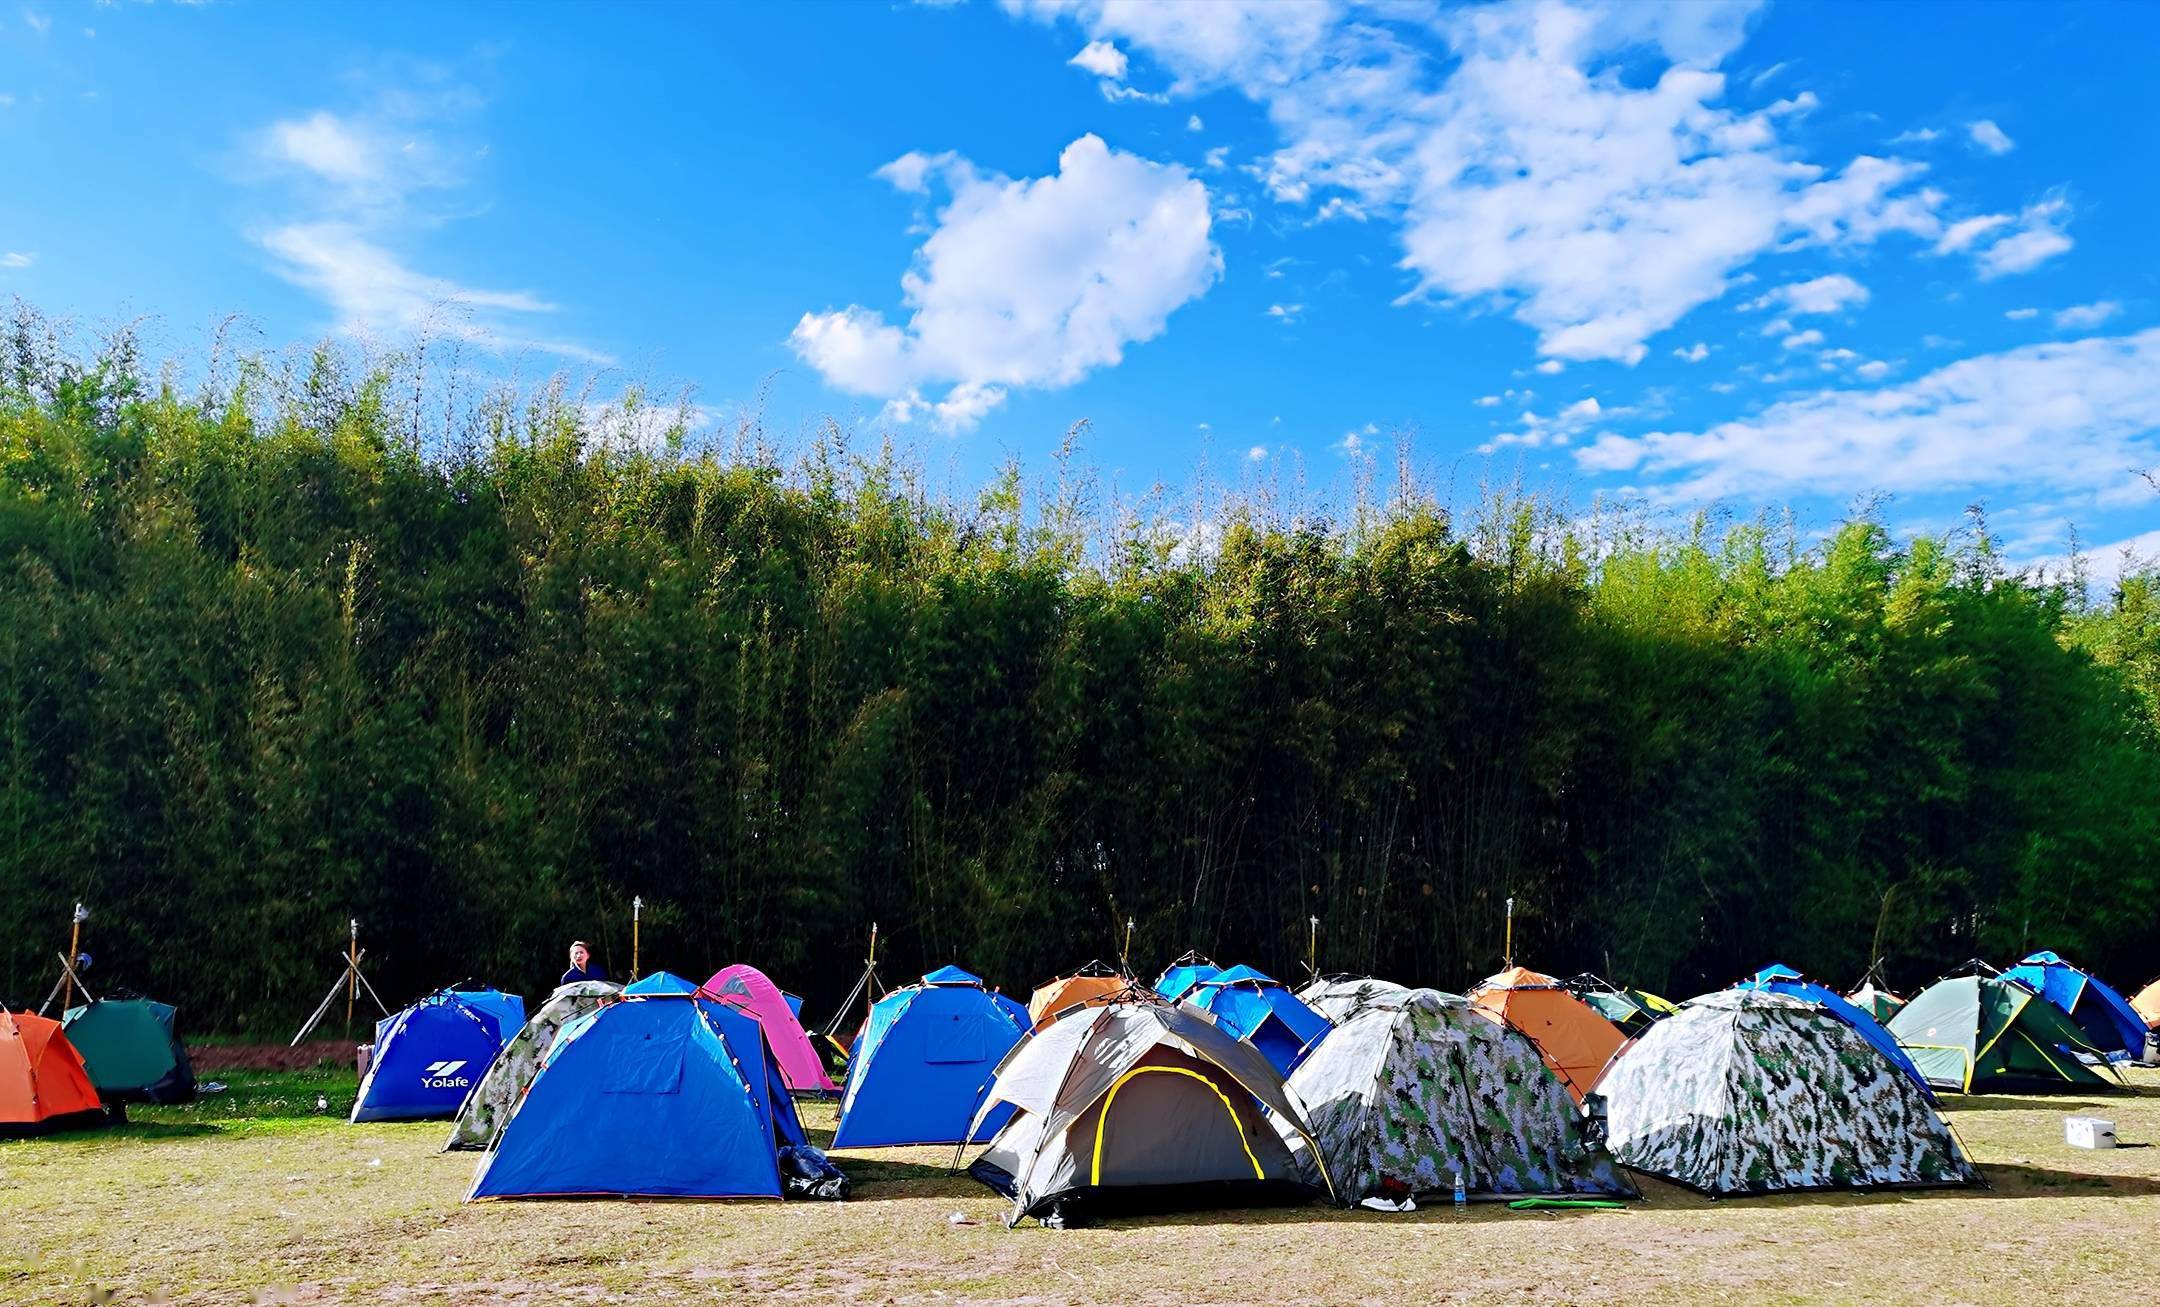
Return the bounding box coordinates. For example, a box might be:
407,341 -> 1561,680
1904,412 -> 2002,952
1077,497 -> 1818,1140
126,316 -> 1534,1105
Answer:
442,980 -> 622,1152
1288,987 -> 1633,1203
1595,989 -> 1980,1197
1295,976 -> 1415,1025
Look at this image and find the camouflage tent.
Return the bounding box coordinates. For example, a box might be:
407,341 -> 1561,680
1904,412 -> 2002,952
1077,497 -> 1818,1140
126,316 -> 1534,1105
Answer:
1289,988 -> 1632,1204
443,980 -> 621,1152
1597,990 -> 1979,1197
1295,976 -> 1415,1025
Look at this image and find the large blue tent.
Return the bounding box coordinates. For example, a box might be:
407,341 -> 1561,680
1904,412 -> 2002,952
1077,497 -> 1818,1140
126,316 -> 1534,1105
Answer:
2002,951 -> 2145,1057
1186,965 -> 1331,1075
467,991 -> 810,1200
831,967 -> 1028,1148
352,988 -> 520,1123
1733,963 -> 1934,1095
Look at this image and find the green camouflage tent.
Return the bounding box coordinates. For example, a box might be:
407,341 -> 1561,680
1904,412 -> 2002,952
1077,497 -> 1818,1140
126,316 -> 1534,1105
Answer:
1597,990 -> 1979,1196
1888,975 -> 2118,1093
61,998 -> 195,1105
1295,976 -> 1415,1025
1288,987 -> 1632,1203
442,980 -> 621,1151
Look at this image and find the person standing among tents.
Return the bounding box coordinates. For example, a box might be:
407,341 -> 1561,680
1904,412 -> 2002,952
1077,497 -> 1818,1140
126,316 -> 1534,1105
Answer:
559,941 -> 606,988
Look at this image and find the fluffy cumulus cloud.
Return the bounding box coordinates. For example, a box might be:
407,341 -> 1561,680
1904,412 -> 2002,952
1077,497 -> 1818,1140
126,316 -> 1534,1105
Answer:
2054,300 -> 2120,330
1003,0 -> 2038,366
1578,326 -> 2160,504
1746,273 -> 1868,316
1967,119 -> 2015,155
789,134 -> 1220,431
1068,38 -> 1128,79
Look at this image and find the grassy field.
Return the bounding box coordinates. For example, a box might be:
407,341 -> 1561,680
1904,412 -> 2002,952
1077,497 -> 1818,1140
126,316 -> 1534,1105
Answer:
4,1063 -> 2157,1306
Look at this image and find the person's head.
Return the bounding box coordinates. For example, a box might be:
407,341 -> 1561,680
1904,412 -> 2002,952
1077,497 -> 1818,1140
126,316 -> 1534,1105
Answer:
568,940 -> 591,969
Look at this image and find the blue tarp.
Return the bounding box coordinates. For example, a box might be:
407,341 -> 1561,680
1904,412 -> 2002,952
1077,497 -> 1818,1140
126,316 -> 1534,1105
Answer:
832,968 -> 1027,1148
468,993 -> 805,1199
1187,965 -> 1331,1075
1734,963 -> 1934,1095
2003,951 -> 2146,1056
352,989 -> 517,1122
1155,960 -> 1222,1002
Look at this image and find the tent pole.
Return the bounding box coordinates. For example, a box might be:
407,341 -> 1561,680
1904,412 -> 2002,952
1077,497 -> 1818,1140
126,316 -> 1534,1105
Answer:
61,903 -> 86,1012
632,895 -> 643,980
1306,915 -> 1319,980
1504,896 -> 1515,968
1121,917 -> 1134,975
345,920 -> 358,1031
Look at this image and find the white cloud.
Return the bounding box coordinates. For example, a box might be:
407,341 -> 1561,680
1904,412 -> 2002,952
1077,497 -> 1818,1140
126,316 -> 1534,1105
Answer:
1069,38 -> 1128,80
1535,359 -> 1565,376
1560,396 -> 1602,421
2053,300 -> 2119,331
1748,60 -> 1791,90
2004,307 -> 2040,321
791,134 -> 1220,431
23,9 -> 50,35
1967,119 -> 2014,155
1888,127 -> 1941,145
1247,444 -> 1268,461
1674,342 -> 1709,363
1009,0 -> 1968,367
1266,303 -> 1303,322
1202,145 -> 1230,171
1975,196 -> 2073,278
257,222 -> 611,364
1474,393 -> 1502,406
1746,273 -> 1868,316
875,150 -> 956,195
1578,326 -> 2160,506
1933,213 -> 2011,255
0,251 -> 31,269
1780,328 -> 1824,350
1855,359 -> 1891,379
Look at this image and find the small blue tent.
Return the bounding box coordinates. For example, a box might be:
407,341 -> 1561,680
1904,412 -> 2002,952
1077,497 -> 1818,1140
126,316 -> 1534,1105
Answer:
468,992 -> 811,1200
2002,951 -> 2145,1057
1734,963 -> 1934,1095
831,967 -> 1028,1148
1186,965 -> 1331,1075
624,971 -> 700,996
352,988 -> 519,1123
1155,955 -> 1222,1003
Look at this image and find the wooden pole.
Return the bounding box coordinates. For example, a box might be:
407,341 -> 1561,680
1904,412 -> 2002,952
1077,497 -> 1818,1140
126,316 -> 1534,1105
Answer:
61,903 -> 86,1011
632,896 -> 643,980
1307,915 -> 1319,979
344,919 -> 359,1030
862,922 -> 879,1027
1121,917 -> 1134,974
1504,896 -> 1515,968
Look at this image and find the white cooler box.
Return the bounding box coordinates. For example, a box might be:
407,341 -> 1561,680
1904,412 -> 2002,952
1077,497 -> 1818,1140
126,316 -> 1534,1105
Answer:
2065,1116 -> 2116,1149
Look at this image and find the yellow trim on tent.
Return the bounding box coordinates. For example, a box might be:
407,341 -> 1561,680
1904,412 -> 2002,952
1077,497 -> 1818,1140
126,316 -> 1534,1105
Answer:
1968,989 -> 2028,1076
1090,1065 -> 1264,1188
2013,1028 -> 2079,1082
1898,1042 -> 1976,1092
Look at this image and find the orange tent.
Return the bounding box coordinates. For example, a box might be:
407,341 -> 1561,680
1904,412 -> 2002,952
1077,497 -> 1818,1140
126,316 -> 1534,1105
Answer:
1468,966 -> 1627,1103
1,1008 -> 110,1135
1027,965 -> 1131,1031
2133,978 -> 2160,1029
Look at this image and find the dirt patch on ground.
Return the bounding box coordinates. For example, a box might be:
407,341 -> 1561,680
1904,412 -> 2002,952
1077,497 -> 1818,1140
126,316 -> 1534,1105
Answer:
192,1041 -> 357,1072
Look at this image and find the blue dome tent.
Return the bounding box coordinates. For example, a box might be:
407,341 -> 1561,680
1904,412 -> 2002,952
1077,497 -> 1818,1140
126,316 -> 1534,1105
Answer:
1734,963 -> 1934,1095
468,990 -> 842,1201
831,966 -> 1028,1148
352,988 -> 521,1123
2002,951 -> 2145,1057
1154,953 -> 1222,1003
623,971 -> 700,996
1186,965 -> 1331,1075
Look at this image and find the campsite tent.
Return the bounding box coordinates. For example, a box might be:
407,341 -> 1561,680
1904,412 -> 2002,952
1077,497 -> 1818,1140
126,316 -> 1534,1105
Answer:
352,988 -> 521,1123
1154,953 -> 1221,1003
1848,982 -> 1906,1024
1184,965 -> 1332,1075
468,991 -> 842,1201
61,997 -> 195,1104
2001,951 -> 2146,1057
2134,978 -> 2160,1029
1028,962 -> 1131,1032
444,980 -> 621,1151
1468,966 -> 1626,1103
704,964 -> 838,1094
1289,987 -> 1632,1204
831,966 -> 1030,1148
1889,975 -> 2119,1092
1295,976 -> 1413,1025
624,971 -> 699,995
1,1008 -> 110,1135
1568,979 -> 1677,1039
1597,990 -> 1980,1197
1735,963 -> 1933,1095
967,997 -> 1330,1225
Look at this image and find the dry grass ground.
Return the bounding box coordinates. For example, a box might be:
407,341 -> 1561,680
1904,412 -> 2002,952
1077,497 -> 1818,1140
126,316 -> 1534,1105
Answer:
4,1066 -> 2157,1306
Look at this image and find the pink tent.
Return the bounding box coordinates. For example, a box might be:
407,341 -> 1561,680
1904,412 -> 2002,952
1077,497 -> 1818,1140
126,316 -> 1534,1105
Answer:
702,964 -> 839,1094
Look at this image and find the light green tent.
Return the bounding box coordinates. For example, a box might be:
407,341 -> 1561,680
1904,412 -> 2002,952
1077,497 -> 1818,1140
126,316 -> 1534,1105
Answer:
61,998 -> 195,1105
1888,975 -> 2119,1093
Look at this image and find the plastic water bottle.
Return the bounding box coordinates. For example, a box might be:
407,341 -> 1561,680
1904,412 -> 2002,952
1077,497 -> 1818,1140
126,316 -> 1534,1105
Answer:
1453,1171 -> 1466,1212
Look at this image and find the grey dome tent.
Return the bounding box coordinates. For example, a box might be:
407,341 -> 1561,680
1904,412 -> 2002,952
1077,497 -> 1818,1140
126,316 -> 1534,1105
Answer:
1596,990 -> 1979,1197
964,997 -> 1332,1226
444,980 -> 622,1151
1289,987 -> 1632,1204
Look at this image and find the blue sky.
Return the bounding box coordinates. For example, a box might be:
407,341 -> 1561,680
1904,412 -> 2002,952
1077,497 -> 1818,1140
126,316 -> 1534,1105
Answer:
2,1 -> 2156,575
